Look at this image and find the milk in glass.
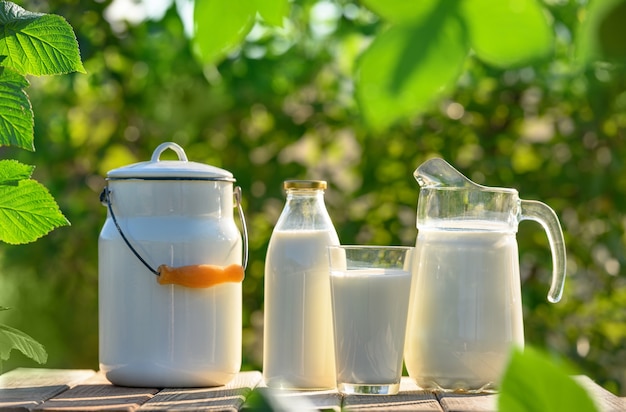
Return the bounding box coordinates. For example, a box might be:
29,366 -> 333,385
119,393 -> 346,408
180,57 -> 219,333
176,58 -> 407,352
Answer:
330,268 -> 411,385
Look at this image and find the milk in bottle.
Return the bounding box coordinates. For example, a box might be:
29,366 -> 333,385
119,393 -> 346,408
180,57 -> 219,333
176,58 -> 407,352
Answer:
263,180 -> 338,389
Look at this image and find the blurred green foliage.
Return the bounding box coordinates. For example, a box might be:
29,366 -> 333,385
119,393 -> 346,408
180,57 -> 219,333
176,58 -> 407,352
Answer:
499,347 -> 598,412
0,0 -> 625,397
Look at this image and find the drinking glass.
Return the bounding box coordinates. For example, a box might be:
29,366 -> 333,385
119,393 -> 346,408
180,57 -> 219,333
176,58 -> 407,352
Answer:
327,245 -> 413,395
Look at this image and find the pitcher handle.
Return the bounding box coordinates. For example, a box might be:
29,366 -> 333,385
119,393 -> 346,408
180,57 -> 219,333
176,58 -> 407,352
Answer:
519,200 -> 567,303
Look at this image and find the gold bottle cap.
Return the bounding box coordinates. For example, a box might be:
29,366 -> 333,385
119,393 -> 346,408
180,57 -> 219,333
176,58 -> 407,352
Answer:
283,180 -> 327,190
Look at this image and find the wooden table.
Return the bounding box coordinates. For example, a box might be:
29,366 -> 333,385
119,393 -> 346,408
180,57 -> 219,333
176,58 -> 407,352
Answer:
1,368 -> 624,411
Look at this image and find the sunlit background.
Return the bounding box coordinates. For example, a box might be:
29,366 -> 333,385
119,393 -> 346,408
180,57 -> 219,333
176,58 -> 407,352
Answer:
1,0 -> 625,396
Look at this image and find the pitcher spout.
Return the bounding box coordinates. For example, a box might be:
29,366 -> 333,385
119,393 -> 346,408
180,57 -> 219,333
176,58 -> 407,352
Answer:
413,158 -> 478,189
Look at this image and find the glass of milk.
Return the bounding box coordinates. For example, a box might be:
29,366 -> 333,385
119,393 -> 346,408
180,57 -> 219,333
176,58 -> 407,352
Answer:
328,245 -> 413,395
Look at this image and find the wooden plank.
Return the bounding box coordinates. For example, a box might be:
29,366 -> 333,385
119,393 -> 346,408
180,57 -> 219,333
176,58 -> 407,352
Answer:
139,371 -> 263,411
4,369 -> 622,412
35,372 -> 159,411
437,392 -> 498,412
574,375 -> 626,412
0,368 -> 96,411
247,375 -> 342,411
342,378 -> 442,412
246,387 -> 342,412
436,376 -> 624,412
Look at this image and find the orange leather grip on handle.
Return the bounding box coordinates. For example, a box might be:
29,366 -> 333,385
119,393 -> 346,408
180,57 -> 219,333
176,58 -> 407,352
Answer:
157,263 -> 245,288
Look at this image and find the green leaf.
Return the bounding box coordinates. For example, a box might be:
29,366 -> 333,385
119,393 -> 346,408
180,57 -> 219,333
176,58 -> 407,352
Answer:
0,323 -> 47,363
0,306 -> 10,312
192,0 -> 256,64
0,1 -> 85,75
355,10 -> 468,130
359,0 -> 440,24
0,159 -> 34,184
498,347 -> 599,412
253,0 -> 289,27
459,0 -> 554,68
0,67 -> 33,150
576,0 -> 626,65
0,177 -> 69,244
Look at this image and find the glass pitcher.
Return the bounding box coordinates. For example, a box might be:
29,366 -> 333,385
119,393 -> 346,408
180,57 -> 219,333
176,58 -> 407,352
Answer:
404,158 -> 566,392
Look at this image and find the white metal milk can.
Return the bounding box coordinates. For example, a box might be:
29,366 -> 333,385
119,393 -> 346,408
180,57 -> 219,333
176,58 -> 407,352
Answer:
98,142 -> 248,387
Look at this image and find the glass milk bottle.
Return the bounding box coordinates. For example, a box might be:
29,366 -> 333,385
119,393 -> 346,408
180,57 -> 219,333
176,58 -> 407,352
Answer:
263,180 -> 338,389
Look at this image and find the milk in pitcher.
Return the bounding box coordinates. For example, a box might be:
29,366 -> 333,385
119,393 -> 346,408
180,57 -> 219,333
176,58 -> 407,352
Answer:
406,157 -> 567,392
404,225 -> 524,391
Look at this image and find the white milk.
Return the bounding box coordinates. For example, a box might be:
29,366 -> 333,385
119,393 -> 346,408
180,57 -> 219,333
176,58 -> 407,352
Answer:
404,228 -> 524,391
263,229 -> 337,389
330,268 -> 411,385
99,221 -> 242,387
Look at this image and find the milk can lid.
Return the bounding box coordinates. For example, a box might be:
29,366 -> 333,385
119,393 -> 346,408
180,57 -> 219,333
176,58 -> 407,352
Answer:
106,142 -> 235,181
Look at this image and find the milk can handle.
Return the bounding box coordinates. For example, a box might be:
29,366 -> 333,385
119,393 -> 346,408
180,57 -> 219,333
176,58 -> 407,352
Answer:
100,187 -> 159,276
234,186 -> 249,270
519,199 -> 567,303
151,142 -> 188,162
100,185 -> 249,274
